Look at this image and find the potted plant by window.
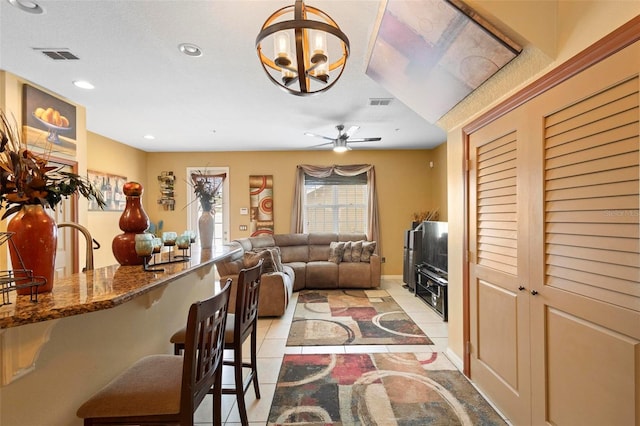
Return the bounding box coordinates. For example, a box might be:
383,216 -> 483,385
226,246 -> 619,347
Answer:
190,171 -> 223,249
0,110 -> 105,294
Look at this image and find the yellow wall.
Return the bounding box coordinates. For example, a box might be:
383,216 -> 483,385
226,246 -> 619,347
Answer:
446,128 -> 466,366
145,149 -> 444,275
86,132 -> 148,268
430,142 -> 448,221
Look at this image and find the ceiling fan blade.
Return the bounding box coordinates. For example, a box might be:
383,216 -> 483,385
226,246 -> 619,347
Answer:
309,141 -> 334,148
348,137 -> 382,142
304,132 -> 335,141
345,125 -> 360,138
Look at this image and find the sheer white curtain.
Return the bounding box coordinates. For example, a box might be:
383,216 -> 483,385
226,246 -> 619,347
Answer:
291,164 -> 381,253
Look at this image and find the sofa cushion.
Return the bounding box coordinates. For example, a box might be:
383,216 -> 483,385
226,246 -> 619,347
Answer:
309,233 -> 337,261
361,241 -> 377,262
338,233 -> 366,242
328,241 -> 345,264
284,261 -> 307,291
306,261 -> 338,289
339,262 -> 372,288
248,235 -> 276,249
275,234 -> 309,263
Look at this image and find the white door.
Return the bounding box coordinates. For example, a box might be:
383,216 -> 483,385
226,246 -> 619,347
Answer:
52,162 -> 76,278
186,167 -> 230,247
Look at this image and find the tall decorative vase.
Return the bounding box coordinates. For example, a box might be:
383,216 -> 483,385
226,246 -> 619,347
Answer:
7,205 -> 57,294
112,182 -> 150,265
198,209 -> 214,249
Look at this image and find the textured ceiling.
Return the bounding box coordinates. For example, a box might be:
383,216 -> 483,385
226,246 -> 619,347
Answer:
0,0 -> 548,153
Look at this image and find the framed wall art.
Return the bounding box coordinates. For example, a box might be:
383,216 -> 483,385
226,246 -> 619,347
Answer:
22,84 -> 77,156
249,175 -> 274,236
88,170 -> 127,211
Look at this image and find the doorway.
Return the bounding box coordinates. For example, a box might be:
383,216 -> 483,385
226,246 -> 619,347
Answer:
186,167 -> 230,247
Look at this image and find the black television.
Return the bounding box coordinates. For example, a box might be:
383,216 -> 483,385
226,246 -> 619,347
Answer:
421,221 -> 448,275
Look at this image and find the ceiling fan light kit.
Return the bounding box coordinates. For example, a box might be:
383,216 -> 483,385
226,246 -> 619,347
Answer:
333,140 -> 349,153
256,0 -> 350,96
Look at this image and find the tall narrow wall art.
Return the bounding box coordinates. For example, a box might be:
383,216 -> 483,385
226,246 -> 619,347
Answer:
249,175 -> 274,236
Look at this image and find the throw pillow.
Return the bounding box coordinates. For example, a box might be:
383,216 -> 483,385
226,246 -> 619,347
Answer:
328,241 -> 345,264
351,240 -> 363,262
342,241 -> 353,262
243,249 -> 275,273
360,241 -> 377,262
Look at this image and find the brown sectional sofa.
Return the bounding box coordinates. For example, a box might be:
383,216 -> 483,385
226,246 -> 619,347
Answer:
215,232 -> 381,317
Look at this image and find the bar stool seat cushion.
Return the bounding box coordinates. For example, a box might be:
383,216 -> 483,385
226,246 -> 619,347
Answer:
76,355 -> 182,419
170,313 -> 236,348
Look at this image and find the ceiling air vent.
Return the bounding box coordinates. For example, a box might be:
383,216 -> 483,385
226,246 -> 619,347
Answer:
34,48 -> 79,60
369,98 -> 393,106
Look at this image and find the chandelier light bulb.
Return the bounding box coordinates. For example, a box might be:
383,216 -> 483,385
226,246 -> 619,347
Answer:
312,30 -> 326,55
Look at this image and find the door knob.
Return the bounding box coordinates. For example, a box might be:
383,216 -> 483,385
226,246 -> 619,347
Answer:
531,290 -> 539,295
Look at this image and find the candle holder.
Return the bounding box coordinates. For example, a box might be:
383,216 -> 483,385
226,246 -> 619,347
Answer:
175,233 -> 192,259
135,234 -> 164,272
141,255 -> 165,272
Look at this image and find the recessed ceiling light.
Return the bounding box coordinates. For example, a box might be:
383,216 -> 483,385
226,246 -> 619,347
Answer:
73,80 -> 94,90
143,134 -> 155,140
178,43 -> 202,57
7,0 -> 43,14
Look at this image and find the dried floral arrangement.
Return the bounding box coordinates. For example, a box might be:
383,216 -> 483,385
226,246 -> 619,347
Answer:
0,109 -> 105,219
411,209 -> 439,222
190,170 -> 224,212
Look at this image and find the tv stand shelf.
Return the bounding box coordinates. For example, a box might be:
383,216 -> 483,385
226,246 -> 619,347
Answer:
415,264 -> 448,321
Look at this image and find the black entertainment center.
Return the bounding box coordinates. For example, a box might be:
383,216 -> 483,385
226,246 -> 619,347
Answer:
416,262 -> 448,321
403,221 -> 448,321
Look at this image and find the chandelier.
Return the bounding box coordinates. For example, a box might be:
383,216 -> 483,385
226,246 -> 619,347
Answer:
255,0 -> 350,96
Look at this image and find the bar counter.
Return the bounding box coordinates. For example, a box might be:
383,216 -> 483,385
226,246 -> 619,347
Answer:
0,244 -> 240,426
0,245 -> 240,329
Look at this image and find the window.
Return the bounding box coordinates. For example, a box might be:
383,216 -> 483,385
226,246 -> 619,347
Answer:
292,164 -> 380,252
303,172 -> 368,233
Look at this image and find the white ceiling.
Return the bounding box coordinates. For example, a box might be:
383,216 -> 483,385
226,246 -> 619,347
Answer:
0,0 -> 498,153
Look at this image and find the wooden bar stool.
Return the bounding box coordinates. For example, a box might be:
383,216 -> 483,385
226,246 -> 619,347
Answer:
77,280 -> 232,426
170,260 -> 263,426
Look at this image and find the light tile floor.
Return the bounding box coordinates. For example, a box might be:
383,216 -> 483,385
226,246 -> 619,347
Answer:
194,277 -> 449,425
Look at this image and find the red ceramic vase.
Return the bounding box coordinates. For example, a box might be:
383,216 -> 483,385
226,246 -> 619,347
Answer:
7,204 -> 57,294
112,182 -> 150,265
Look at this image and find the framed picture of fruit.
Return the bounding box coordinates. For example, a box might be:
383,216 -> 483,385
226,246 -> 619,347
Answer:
22,83 -> 77,156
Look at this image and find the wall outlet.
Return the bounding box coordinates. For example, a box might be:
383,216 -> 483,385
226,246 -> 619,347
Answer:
239,225 -> 248,231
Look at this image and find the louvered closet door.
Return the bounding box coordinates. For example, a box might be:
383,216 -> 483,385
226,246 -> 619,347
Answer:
529,55 -> 640,426
468,110 -> 532,426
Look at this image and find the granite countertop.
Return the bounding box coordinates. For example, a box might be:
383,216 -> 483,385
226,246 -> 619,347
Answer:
0,245 -> 240,329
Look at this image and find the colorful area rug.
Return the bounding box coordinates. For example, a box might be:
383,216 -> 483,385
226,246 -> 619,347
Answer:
287,289 -> 433,346
268,353 -> 507,425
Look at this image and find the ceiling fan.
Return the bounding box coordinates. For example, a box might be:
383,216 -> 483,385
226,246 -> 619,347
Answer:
305,124 -> 382,152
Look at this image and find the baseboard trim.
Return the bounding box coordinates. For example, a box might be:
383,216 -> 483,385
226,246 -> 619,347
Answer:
445,347 -> 464,372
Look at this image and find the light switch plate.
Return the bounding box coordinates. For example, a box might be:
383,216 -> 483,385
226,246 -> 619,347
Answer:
240,208 -> 248,215
239,225 -> 248,231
